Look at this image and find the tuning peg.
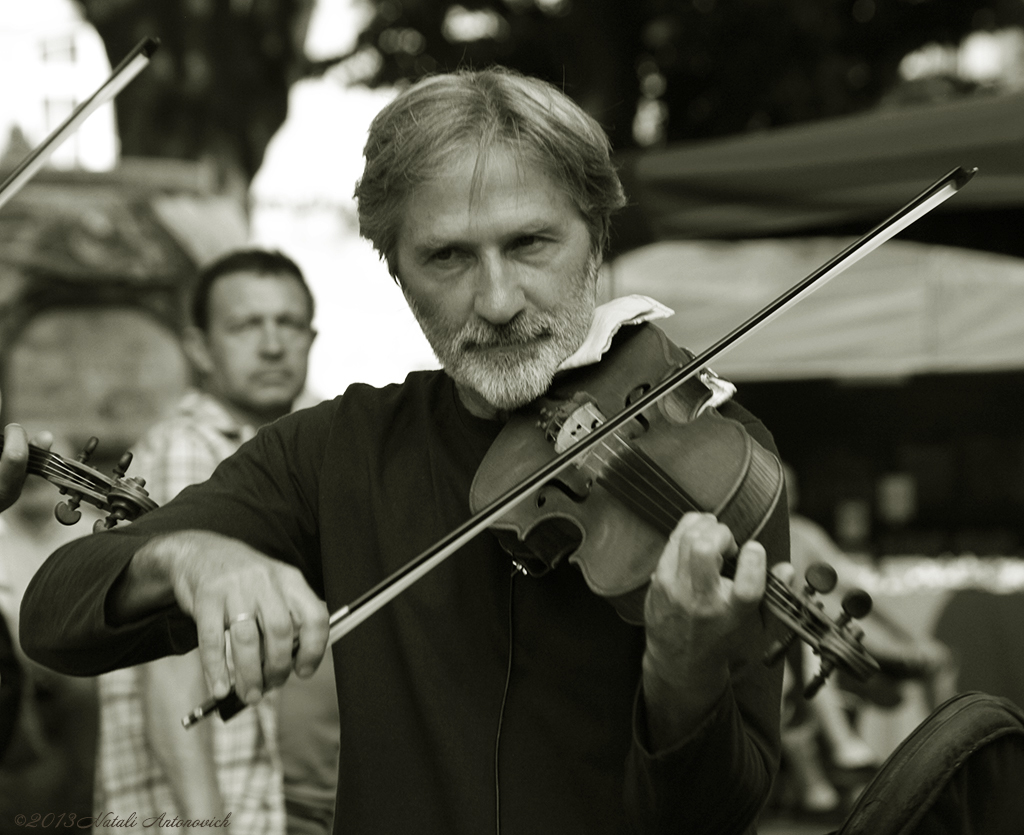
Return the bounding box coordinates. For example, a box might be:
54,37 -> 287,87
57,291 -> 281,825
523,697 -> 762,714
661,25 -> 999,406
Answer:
95,496 -> 139,532
837,588 -> 872,624
804,588 -> 874,698
95,448 -> 153,531
112,450 -> 133,478
53,437 -> 101,525
76,437 -> 99,464
804,562 -> 837,595
54,495 -> 83,525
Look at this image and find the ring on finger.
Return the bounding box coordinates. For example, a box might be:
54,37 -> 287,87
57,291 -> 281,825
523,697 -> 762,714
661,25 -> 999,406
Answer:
228,612 -> 257,628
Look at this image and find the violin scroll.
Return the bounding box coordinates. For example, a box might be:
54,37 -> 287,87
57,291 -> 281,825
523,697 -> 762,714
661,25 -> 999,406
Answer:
92,449 -> 152,531
764,561 -> 879,698
1,434 -> 158,529
804,589 -> 874,698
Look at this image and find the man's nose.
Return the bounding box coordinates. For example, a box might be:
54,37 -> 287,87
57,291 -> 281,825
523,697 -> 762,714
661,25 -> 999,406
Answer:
259,323 -> 286,355
473,254 -> 526,325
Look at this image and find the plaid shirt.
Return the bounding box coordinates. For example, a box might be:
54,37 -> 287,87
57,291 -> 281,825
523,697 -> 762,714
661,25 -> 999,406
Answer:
94,390 -> 285,833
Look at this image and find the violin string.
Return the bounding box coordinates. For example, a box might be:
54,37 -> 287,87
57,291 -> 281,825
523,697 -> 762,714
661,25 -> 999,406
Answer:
28,449 -> 100,491
581,430 -> 868,669
605,435 -> 697,510
765,584 -> 828,639
27,450 -> 77,480
764,583 -> 817,626
583,437 -> 687,532
600,435 -> 694,513
578,433 -> 825,634
35,456 -> 88,480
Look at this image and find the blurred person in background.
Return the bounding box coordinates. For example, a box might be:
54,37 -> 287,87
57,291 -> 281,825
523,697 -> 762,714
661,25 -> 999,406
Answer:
0,424 -> 100,822
779,462 -> 954,818
22,69 -> 791,834
92,248 -> 339,833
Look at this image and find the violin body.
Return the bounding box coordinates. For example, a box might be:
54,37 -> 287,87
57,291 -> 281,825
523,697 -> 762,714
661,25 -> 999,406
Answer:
470,323 -> 785,624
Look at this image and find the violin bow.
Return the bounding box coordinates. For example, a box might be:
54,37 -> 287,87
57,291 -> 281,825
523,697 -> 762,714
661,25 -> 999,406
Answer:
0,36 -> 160,213
185,165 -> 975,726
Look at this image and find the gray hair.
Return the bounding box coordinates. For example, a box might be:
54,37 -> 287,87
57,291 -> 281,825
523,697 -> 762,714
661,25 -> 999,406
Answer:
354,67 -> 627,278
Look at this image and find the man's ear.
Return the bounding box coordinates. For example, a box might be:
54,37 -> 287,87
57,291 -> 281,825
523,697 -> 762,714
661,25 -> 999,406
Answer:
182,326 -> 215,376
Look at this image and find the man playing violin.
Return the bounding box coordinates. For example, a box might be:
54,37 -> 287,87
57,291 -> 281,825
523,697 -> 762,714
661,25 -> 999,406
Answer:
21,68 -> 790,834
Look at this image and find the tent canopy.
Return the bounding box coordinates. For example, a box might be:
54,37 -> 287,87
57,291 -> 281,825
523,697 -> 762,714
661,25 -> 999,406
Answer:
605,237 -> 1024,381
607,89 -> 1024,381
616,89 -> 1024,244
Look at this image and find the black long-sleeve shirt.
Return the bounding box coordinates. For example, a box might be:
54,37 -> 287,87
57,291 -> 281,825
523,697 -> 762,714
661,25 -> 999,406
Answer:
22,362 -> 787,834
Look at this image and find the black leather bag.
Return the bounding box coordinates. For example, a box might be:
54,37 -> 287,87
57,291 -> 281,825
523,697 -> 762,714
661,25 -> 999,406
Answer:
834,691 -> 1024,835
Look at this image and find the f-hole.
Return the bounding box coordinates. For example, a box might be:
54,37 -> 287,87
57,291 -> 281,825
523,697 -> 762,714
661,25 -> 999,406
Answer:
624,383 -> 651,433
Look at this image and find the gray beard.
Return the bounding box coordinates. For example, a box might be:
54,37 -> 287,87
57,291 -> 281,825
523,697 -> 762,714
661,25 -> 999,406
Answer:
405,258 -> 598,411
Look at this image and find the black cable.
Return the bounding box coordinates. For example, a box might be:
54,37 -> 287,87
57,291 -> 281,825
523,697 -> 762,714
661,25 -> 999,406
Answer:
494,567 -> 519,835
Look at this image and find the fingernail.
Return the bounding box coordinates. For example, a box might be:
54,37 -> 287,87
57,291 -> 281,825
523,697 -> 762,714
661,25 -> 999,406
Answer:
245,688 -> 261,704
297,664 -> 314,678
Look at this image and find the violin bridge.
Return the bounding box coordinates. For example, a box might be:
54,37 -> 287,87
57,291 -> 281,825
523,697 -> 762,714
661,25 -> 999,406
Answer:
545,401 -> 606,454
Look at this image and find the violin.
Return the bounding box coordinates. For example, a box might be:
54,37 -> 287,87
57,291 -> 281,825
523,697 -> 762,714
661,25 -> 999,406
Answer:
469,321 -> 879,694
1,435 -> 156,531
184,166 -> 975,725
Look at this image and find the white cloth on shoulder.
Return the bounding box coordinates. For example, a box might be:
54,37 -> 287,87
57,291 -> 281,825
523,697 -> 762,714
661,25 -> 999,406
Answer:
558,294 -> 674,372
557,294 -> 735,411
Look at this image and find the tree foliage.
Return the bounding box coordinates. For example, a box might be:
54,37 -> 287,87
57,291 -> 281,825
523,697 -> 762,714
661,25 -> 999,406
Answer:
76,0 -> 316,189
351,0 -> 1024,151
76,0 -> 1024,187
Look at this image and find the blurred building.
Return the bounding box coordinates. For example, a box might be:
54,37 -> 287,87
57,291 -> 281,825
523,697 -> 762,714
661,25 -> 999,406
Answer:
0,160 -> 249,463
0,3 -> 248,461
0,0 -> 117,172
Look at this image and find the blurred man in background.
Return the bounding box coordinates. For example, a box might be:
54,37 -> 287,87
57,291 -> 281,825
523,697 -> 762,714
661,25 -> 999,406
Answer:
93,248 -> 339,834
779,462 -> 954,820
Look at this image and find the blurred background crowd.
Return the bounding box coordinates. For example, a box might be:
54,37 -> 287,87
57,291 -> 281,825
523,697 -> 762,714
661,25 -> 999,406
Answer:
2,1 -> 1024,832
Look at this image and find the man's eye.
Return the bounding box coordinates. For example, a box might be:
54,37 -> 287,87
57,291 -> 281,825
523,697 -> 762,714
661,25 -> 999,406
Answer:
429,248 -> 470,266
513,235 -> 545,251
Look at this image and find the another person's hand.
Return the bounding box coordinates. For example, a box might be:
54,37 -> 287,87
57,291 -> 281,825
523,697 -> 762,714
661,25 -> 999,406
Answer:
113,530 -> 329,705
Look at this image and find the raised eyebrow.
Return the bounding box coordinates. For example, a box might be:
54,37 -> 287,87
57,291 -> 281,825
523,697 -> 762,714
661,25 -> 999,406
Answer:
412,238 -> 464,259
506,222 -> 561,242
